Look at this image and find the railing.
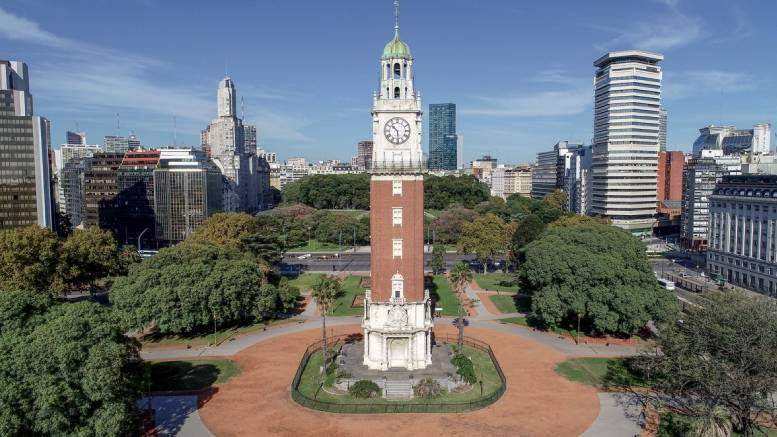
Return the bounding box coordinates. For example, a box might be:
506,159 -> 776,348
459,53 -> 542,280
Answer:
368,160 -> 427,174
290,333 -> 507,414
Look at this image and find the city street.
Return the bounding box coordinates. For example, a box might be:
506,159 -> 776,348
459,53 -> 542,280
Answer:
280,250 -> 474,273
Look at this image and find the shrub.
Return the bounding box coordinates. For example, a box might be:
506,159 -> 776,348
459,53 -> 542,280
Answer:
451,353 -> 477,384
348,380 -> 381,398
413,378 -> 447,399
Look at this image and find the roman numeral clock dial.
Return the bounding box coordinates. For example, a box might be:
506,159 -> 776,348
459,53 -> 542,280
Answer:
384,117 -> 411,145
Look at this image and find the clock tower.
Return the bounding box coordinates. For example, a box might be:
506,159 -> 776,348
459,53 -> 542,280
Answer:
362,0 -> 432,371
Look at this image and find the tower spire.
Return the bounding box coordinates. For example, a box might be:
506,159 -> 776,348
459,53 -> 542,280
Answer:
394,0 -> 400,38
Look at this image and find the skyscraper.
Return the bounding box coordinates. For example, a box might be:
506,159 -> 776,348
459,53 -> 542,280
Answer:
363,1 -> 432,371
66,131 -> 86,145
428,103 -> 457,170
81,152 -> 124,235
591,50 -> 663,232
201,77 -> 269,212
356,140 -> 373,170
117,150 -> 160,246
0,60 -> 53,230
104,134 -> 141,154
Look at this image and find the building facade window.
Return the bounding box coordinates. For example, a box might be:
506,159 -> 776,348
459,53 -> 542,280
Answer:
392,179 -> 402,195
392,207 -> 402,225
392,238 -> 402,258
391,273 -> 404,299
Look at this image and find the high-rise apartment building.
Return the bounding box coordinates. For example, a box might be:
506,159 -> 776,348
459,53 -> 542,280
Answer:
356,140 -> 374,170
81,152 -> 124,234
657,151 -> 684,203
531,141 -> 582,201
0,60 -> 53,230
117,150 -> 160,246
692,124 -> 772,156
57,143 -> 102,224
591,50 -> 663,232
243,124 -> 257,151
491,165 -> 532,199
680,150 -> 741,250
707,174 -> 777,297
471,155 -> 498,184
567,145 -> 594,215
104,134 -> 141,154
153,149 -> 222,245
428,103 -> 457,170
66,131 -> 86,145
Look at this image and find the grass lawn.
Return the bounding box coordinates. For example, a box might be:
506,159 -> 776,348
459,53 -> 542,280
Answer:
489,295 -> 518,313
296,344 -> 501,404
286,273 -> 325,292
555,357 -> 645,389
330,275 -> 366,316
141,318 -> 299,349
288,240 -> 343,253
148,359 -> 241,391
431,275 -> 460,316
474,273 -> 518,293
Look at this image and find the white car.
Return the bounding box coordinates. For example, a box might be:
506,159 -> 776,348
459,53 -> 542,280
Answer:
297,253 -> 312,260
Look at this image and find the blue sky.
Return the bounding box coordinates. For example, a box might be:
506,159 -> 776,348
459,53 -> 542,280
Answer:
1,0 -> 774,163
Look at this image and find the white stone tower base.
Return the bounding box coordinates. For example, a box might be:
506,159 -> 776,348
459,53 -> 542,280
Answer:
362,290 -> 433,370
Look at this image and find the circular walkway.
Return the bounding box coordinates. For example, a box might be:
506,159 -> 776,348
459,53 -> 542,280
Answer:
198,324 -> 600,437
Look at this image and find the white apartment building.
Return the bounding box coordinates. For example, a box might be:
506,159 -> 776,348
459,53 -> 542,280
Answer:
591,50 -> 664,232
707,175 -> 777,297
491,165 -> 531,199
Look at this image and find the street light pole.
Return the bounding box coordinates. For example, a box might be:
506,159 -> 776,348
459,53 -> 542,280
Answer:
137,227 -> 149,252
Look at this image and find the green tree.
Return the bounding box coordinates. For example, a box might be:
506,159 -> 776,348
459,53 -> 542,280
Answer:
543,189 -> 568,211
57,227 -> 121,293
0,296 -> 142,436
429,204 -> 478,244
424,175 -> 490,210
448,262 -> 473,349
0,225 -> 59,293
475,197 -> 509,219
430,243 -> 446,274
519,223 -> 676,336
118,245 -> 143,274
282,174 -> 370,209
110,242 -> 267,335
457,213 -> 515,273
191,212 -> 257,250
311,275 -> 342,374
633,291 -> 777,437
547,214 -> 611,229
511,214 -> 546,256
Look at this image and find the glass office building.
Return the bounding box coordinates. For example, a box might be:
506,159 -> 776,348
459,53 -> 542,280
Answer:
428,103 -> 457,170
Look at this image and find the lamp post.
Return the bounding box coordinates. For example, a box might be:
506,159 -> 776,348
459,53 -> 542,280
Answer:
137,227 -> 149,252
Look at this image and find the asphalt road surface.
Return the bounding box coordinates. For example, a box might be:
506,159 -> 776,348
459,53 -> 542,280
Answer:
280,252 -> 475,273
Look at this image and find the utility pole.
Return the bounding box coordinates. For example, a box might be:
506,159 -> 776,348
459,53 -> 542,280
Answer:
576,313 -> 581,345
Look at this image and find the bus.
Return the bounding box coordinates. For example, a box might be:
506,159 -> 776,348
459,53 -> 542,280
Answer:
657,277 -> 675,291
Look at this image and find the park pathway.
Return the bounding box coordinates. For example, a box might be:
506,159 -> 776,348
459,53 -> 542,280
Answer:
140,395 -> 213,437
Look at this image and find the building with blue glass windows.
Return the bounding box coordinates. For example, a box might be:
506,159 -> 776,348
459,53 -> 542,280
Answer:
428,103 -> 457,170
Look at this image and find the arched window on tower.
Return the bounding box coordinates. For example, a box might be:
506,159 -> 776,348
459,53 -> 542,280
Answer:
394,87 -> 400,98
394,63 -> 401,79
386,63 -> 391,80
392,273 -> 404,299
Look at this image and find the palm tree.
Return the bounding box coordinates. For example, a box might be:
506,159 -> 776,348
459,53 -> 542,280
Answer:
448,262 -> 473,350
311,275 -> 342,375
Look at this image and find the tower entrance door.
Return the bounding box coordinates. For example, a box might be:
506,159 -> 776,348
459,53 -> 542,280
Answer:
388,338 -> 408,368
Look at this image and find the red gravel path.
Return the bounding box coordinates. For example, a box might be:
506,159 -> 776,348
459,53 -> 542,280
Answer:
198,324 -> 599,437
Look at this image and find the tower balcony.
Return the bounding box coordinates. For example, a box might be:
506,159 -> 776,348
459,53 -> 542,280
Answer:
368,159 -> 427,174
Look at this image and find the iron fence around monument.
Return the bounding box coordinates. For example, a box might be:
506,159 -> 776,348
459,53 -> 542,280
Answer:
290,333 -> 507,414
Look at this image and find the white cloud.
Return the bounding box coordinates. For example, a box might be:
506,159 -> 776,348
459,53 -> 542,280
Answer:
461,88 -> 591,117
595,0 -> 703,51
0,7 -> 311,143
664,70 -> 756,99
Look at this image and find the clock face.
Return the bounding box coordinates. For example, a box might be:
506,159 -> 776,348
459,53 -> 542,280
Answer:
384,117 -> 411,145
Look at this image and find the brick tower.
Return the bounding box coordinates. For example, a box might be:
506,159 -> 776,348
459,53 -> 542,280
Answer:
362,0 -> 433,371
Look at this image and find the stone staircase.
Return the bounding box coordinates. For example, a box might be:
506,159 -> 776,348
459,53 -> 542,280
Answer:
384,380 -> 414,400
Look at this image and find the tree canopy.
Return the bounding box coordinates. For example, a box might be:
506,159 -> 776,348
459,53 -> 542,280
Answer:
0,225 -> 59,293
457,213 -> 515,271
633,291 -> 777,437
56,227 -> 122,291
424,175 -> 490,210
110,241 -> 272,334
428,204 -> 478,244
0,294 -> 142,436
282,174 -> 370,209
519,223 -> 676,336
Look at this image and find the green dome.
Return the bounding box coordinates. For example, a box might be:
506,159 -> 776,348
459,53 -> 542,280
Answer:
382,34 -> 411,59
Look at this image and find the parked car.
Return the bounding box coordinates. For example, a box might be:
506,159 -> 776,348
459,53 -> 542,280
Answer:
297,253 -> 312,260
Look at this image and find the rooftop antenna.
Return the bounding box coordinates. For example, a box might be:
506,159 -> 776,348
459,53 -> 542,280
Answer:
241,96 -> 245,120
173,116 -> 177,146
394,0 -> 400,37
116,113 -> 120,133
